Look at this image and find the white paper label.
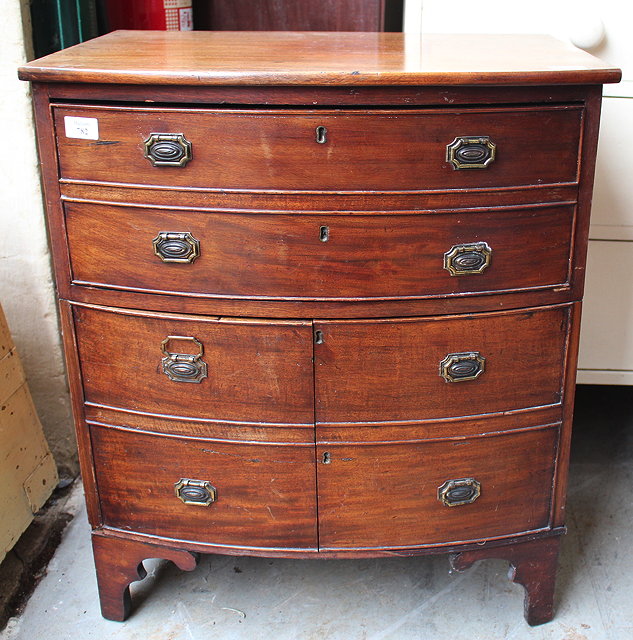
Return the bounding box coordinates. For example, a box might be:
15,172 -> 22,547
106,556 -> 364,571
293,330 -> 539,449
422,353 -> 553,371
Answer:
179,8 -> 193,30
64,116 -> 99,140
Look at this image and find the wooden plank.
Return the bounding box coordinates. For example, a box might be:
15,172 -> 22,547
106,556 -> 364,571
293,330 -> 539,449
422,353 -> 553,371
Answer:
0,348 -> 26,403
0,386 -> 58,562
0,306 -> 58,563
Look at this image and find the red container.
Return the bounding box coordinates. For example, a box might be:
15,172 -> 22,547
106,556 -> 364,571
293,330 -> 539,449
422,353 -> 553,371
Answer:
105,0 -> 193,31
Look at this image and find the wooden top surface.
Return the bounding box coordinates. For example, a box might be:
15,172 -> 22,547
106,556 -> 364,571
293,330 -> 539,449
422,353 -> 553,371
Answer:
18,31 -> 620,86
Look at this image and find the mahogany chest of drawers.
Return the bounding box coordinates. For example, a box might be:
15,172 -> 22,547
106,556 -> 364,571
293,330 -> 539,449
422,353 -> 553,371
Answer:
19,31 -> 620,626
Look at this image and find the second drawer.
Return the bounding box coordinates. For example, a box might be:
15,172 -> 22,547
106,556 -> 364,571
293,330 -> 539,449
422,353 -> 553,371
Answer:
65,202 -> 575,300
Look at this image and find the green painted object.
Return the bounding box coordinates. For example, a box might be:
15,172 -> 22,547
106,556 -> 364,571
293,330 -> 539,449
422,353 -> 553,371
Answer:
31,0 -> 101,57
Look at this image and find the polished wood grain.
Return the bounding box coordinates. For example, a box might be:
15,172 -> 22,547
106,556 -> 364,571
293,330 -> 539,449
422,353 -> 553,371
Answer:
91,425 -> 318,548
18,31 -> 621,86
553,285 -> 584,528
83,407 -> 315,443
60,181 -> 580,211
53,105 -> 582,191
65,202 -> 575,301
93,527 -> 562,559
32,79 -> 103,531
316,408 -> 563,444
46,81 -> 604,107
61,280 -> 579,321
551,88 -> 604,530
72,303 -> 314,426
317,426 -> 558,549
57,301 -> 102,527
315,304 -> 570,424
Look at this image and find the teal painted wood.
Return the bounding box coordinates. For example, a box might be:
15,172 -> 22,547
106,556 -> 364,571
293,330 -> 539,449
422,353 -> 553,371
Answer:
30,0 -> 99,58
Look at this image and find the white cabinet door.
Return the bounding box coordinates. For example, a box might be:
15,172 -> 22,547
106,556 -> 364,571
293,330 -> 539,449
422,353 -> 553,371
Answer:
577,241 -> 633,384
591,97 -> 633,240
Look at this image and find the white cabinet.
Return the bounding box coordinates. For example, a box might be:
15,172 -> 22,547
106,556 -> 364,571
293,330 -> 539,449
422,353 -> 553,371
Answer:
578,239 -> 633,384
577,93 -> 633,383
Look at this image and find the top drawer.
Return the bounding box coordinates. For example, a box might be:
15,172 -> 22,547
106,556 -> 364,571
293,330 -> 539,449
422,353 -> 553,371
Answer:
53,105 -> 582,193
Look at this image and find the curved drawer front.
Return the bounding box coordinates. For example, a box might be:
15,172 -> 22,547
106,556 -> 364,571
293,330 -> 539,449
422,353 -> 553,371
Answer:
54,105 -> 582,191
315,304 -> 570,424
91,425 -> 317,549
65,202 -> 574,300
73,304 -> 314,425
317,426 -> 558,549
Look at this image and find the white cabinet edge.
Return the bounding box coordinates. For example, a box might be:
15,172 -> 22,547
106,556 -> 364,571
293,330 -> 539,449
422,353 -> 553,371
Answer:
603,81 -> 633,98
577,369 -> 633,385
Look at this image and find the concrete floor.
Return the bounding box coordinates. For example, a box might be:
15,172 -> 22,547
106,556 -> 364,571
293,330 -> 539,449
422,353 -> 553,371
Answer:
2,385 -> 633,640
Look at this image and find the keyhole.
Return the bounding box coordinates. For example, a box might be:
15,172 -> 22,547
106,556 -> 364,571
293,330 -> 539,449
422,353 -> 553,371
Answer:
322,452 -> 331,464
319,226 -> 329,242
315,330 -> 324,344
316,126 -> 327,144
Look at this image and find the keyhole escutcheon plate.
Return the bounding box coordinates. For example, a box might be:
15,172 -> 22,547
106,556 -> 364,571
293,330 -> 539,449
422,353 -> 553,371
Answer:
316,126 -> 327,144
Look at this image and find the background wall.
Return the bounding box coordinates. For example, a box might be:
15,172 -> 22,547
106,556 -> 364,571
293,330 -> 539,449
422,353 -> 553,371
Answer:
0,2 -> 76,478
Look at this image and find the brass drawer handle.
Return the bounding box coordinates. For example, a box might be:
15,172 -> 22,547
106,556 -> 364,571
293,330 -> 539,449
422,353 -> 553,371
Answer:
438,477 -> 481,507
153,231 -> 200,263
439,351 -> 485,383
444,242 -> 492,276
174,478 -> 217,506
161,336 -> 208,383
446,136 -> 496,169
144,133 -> 192,167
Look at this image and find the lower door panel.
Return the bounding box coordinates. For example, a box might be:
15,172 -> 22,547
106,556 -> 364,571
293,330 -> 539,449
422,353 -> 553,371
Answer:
91,425 -> 318,549
316,426 -> 558,549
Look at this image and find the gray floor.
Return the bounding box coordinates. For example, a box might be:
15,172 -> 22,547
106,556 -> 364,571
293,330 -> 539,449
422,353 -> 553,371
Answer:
3,386 -> 633,640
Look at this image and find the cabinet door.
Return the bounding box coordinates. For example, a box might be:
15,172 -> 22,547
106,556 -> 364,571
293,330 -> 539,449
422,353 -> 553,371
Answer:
316,427 -> 558,549
577,240 -> 633,383
314,305 -> 570,425
92,425 -> 318,549
73,304 -> 315,428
